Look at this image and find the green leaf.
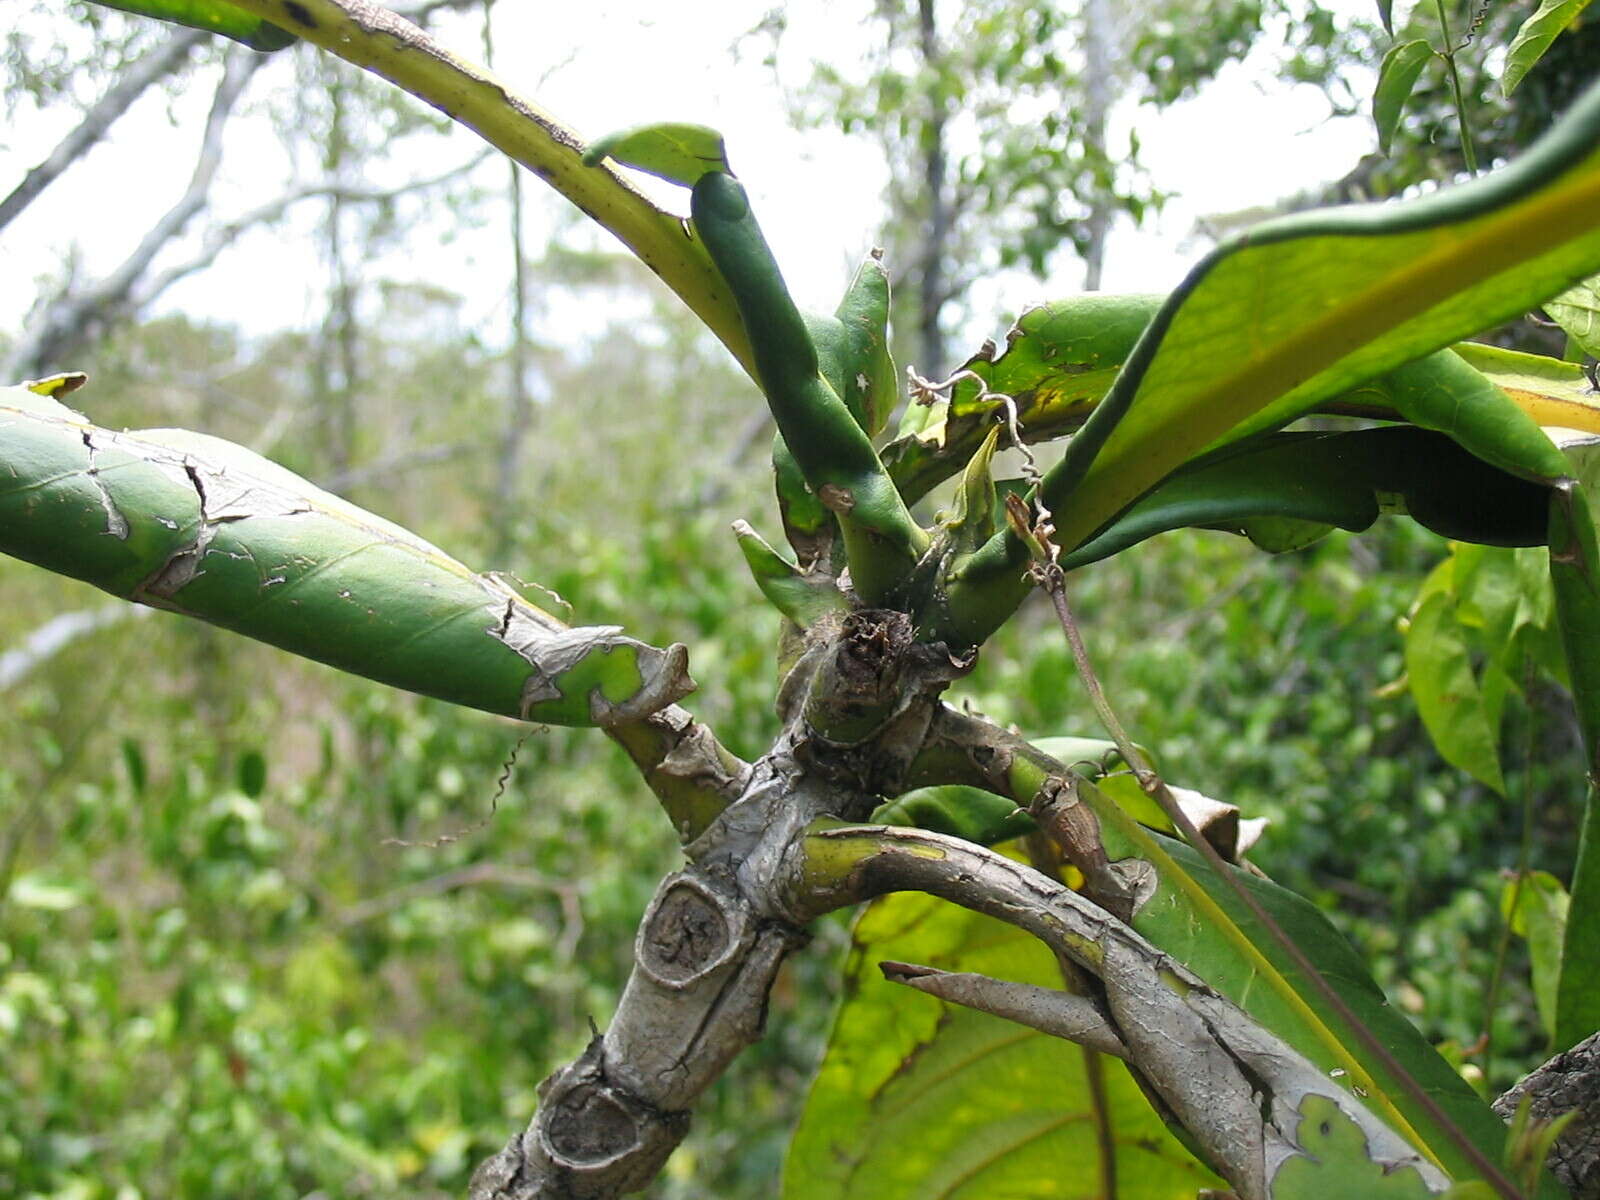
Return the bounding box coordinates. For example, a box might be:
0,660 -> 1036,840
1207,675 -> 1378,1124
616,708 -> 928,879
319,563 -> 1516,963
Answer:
732,519 -> 848,628
872,785 -> 1034,845
1379,0 -> 1395,35
0,386 -> 692,727
1060,425 -> 1552,573
876,736 -> 1175,848
888,313 -> 1600,529
90,0 -> 296,50
1046,78 -> 1600,560
783,889 -> 1220,1198
1070,777 -> 1553,1194
1500,871 -> 1569,1042
809,253 -> 897,438
1453,341 -> 1600,435
691,170 -> 927,603
1404,587 -> 1508,795
1377,347 -> 1573,484
1543,271 -> 1600,358
1557,790 -> 1600,1052
120,737 -> 147,796
1546,480 -> 1600,1050
1503,0 -> 1595,96
581,122 -> 729,187
942,425 -> 1000,551
237,748 -> 267,799
1240,516 -> 1337,553
1375,40 -> 1435,155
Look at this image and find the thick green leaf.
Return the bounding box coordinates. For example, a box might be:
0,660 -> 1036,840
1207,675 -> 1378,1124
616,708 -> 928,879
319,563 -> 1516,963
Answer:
783,888 -> 1221,1198
1546,479 -> 1600,1050
691,170 -> 927,604
872,785 -> 1034,852
1046,78 -> 1600,558
1544,271 -> 1600,358
772,253 -> 899,559
91,0 -> 295,50
1375,40 -> 1435,155
0,386 -> 691,726
1069,775 -> 1555,1195
1501,871 -> 1570,1042
808,253 -> 897,438
888,316 -> 1600,526
732,519 -> 848,628
1556,788 -> 1600,1058
876,736 -> 1131,847
580,122 -> 729,187
1061,426 -> 1551,571
1502,0 -> 1595,96
1377,348 -> 1574,484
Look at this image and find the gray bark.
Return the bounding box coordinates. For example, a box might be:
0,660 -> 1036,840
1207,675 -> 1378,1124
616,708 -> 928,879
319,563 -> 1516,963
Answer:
470,611 -> 971,1197
464,609 -> 1463,1199
1495,1030 -> 1600,1199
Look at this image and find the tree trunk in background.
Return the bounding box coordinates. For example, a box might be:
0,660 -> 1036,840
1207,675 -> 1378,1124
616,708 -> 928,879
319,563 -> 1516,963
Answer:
915,0 -> 949,378
314,68 -> 361,476
485,0 -> 534,563
1081,0 -> 1114,291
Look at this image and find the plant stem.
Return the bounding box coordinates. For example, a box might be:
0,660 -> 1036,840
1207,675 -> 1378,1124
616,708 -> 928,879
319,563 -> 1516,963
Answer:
1434,0 -> 1480,176
1483,660 -> 1543,1083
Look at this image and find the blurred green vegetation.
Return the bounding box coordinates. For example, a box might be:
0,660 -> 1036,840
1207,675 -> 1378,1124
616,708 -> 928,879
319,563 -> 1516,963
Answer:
3,294 -> 1584,1198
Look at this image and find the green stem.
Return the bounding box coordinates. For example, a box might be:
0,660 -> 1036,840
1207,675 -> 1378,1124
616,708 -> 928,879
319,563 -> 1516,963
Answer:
1434,0 -> 1480,176
605,710 -> 749,843
1481,659 -> 1540,1083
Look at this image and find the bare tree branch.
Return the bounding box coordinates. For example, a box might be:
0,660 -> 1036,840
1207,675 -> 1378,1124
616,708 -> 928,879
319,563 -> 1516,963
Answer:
0,605 -> 152,691
335,861 -> 576,928
4,47 -> 263,379
0,27 -> 208,234
137,150 -> 493,318
322,438 -> 480,492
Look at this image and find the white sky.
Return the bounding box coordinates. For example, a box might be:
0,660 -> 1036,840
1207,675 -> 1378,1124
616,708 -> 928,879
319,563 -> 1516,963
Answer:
0,1 -> 1378,359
